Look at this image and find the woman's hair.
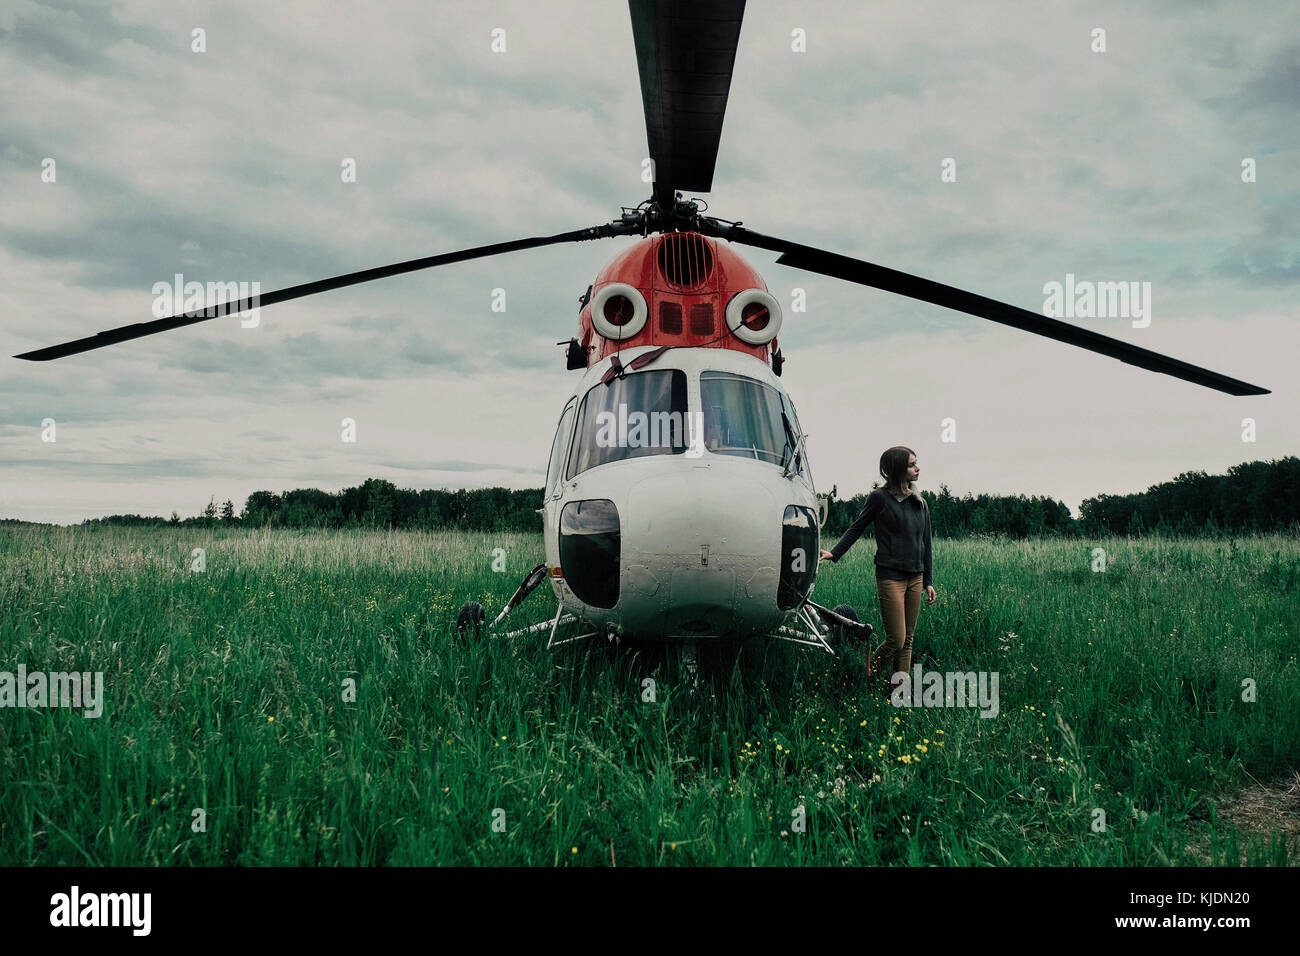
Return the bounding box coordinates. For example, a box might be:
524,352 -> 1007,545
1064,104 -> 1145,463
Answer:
879,445 -> 915,492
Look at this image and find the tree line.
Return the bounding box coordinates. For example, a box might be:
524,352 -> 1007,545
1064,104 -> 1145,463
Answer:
1075,457 -> 1300,536
81,479 -> 544,532
74,458 -> 1299,538
824,457 -> 1298,538
822,485 -> 1077,539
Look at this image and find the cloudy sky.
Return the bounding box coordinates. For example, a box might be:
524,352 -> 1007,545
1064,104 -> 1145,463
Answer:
2,0 -> 1296,524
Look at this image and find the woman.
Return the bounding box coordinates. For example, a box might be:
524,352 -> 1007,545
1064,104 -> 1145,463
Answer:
819,446 -> 936,679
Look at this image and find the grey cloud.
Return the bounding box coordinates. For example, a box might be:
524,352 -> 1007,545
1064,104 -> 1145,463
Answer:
3,455 -> 224,478
382,458 -> 538,475
171,328 -> 482,382
1204,43 -> 1300,117
1,0 -> 1295,522
8,1 -> 155,74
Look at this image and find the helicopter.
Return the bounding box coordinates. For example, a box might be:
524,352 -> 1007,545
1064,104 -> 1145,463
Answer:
16,0 -> 1269,664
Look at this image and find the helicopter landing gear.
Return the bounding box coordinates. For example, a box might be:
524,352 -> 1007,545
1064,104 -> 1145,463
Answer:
774,598 -> 871,652
454,561 -> 556,642
489,563 -> 548,628
456,601 -> 485,638
680,641 -> 700,693
830,604 -> 861,642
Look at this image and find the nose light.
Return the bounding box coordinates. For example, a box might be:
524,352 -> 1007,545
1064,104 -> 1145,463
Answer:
778,505 -> 818,610
559,499 -> 621,608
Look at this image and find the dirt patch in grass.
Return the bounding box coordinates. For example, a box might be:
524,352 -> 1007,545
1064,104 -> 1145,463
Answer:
1185,772 -> 1300,865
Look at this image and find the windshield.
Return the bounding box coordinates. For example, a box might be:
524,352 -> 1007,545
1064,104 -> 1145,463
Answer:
700,371 -> 805,474
566,369 -> 690,479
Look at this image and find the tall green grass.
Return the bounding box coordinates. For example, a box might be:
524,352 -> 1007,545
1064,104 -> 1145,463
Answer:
0,526 -> 1295,865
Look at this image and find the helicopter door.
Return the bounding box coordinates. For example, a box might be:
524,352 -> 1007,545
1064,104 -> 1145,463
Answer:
546,400 -> 576,499
543,400 -> 577,551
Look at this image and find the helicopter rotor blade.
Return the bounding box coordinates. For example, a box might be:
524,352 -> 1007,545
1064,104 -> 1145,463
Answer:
14,224 -> 635,361
704,224 -> 1269,397
629,0 -> 746,207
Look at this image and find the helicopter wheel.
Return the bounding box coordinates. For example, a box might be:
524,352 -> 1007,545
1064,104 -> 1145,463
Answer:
830,604 -> 860,642
456,601 -> 485,638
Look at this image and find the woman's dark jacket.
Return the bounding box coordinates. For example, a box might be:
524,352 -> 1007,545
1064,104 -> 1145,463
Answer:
826,488 -> 933,588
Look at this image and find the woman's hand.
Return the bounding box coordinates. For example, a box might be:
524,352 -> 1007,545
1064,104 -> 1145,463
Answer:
819,549 -> 834,561
925,585 -> 937,605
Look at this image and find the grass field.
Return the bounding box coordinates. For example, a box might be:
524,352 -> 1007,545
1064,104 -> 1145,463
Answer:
1,525 -> 1296,865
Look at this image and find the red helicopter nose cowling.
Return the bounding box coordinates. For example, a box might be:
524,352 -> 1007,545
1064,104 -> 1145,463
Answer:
576,232 -> 780,366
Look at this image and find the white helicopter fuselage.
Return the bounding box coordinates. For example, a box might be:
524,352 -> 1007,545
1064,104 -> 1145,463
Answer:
542,344 -> 823,642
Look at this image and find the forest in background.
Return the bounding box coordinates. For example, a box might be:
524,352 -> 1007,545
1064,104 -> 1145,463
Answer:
11,456 -> 1296,539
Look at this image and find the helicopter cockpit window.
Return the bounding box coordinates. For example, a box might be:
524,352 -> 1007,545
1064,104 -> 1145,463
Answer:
546,401 -> 576,495
566,369 -> 689,479
700,371 -> 805,475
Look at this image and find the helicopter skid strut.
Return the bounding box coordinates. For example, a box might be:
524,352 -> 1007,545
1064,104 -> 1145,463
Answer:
496,605 -> 847,654
771,604 -> 835,654
485,562 -> 859,660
